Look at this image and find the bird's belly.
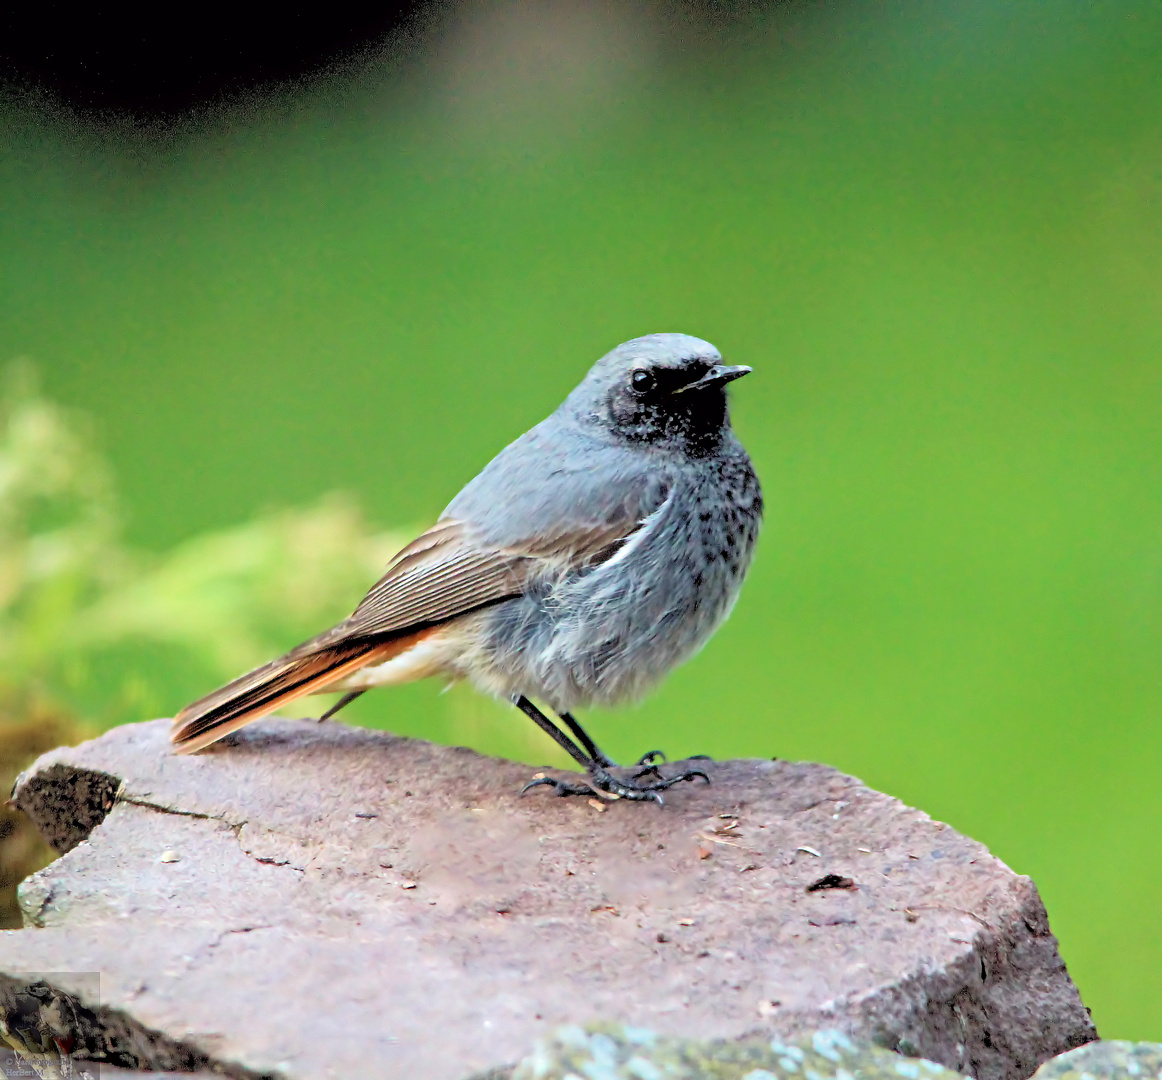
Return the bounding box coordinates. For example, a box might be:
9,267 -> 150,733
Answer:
337,461 -> 761,713
463,517 -> 756,712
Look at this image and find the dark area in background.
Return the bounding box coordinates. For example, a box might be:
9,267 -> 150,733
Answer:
0,4 -> 426,116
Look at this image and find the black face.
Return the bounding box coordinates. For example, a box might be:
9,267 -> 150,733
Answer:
608,358 -> 740,455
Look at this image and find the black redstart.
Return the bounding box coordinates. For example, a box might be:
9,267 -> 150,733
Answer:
172,333 -> 762,802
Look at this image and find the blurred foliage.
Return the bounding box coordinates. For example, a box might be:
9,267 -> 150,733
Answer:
0,368 -> 105,924
0,362 -> 121,706
0,364 -> 409,730
0,369 -> 419,923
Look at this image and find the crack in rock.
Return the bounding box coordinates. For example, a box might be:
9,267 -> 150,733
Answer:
122,794 -> 319,877
117,794 -> 242,827
13,761 -> 313,886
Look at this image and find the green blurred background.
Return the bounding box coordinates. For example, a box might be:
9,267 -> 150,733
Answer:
1,0 -> 1159,1037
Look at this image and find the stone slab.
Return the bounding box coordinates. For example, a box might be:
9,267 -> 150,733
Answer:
504,1030 -> 1158,1080
2,719 -> 1095,1079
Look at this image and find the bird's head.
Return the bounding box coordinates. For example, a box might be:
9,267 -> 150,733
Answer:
565,333 -> 751,455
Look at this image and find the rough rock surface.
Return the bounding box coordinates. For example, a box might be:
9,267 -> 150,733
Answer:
1031,1042 -> 1162,1080
508,1023 -> 962,1074
0,1047 -> 218,1080
504,1030 -> 1157,1080
508,1025 -> 960,1080
2,718 -> 1095,1080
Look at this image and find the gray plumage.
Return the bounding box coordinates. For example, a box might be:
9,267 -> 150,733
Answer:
445,333 -> 762,711
172,332 -> 761,801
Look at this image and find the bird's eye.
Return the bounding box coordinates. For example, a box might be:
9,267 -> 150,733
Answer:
630,368 -> 656,394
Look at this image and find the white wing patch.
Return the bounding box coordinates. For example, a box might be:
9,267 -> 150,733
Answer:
591,490 -> 673,573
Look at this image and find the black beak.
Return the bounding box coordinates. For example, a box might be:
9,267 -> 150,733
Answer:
674,364 -> 753,394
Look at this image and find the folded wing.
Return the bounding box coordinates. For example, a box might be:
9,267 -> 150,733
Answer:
170,512 -> 644,753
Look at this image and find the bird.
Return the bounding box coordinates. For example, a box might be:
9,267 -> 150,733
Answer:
171,333 -> 762,803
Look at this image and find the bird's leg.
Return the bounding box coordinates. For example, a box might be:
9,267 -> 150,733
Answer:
555,711 -> 616,768
557,711 -> 666,770
512,695 -> 594,769
514,696 -> 710,805
317,689 -> 366,723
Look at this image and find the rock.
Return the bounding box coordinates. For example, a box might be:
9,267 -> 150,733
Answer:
2,718 -> 1095,1080
508,1025 -> 961,1080
0,969 -> 220,1077
1031,1041 -> 1162,1080
0,1047 -> 218,1080
504,1029 -> 1162,1080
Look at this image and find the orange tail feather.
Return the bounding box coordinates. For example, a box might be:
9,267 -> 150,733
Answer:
170,630 -> 430,754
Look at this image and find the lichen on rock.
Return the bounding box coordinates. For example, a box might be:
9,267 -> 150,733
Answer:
1031,1042 -> 1162,1080
509,1026 -> 960,1080
510,1030 -> 1162,1080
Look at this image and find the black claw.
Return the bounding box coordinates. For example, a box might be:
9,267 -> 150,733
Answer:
521,776 -> 595,798
521,758 -> 708,805
635,750 -> 666,766
687,754 -> 713,761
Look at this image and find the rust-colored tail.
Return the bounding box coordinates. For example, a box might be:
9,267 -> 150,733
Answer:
170,628 -> 428,754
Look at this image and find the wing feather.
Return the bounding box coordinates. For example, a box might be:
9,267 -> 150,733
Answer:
337,516 -> 646,639
340,521 -> 533,637
171,510 -> 649,752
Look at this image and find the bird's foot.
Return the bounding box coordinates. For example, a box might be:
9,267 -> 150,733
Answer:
632,751 -> 714,781
588,749 -> 663,770
522,761 -> 709,806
